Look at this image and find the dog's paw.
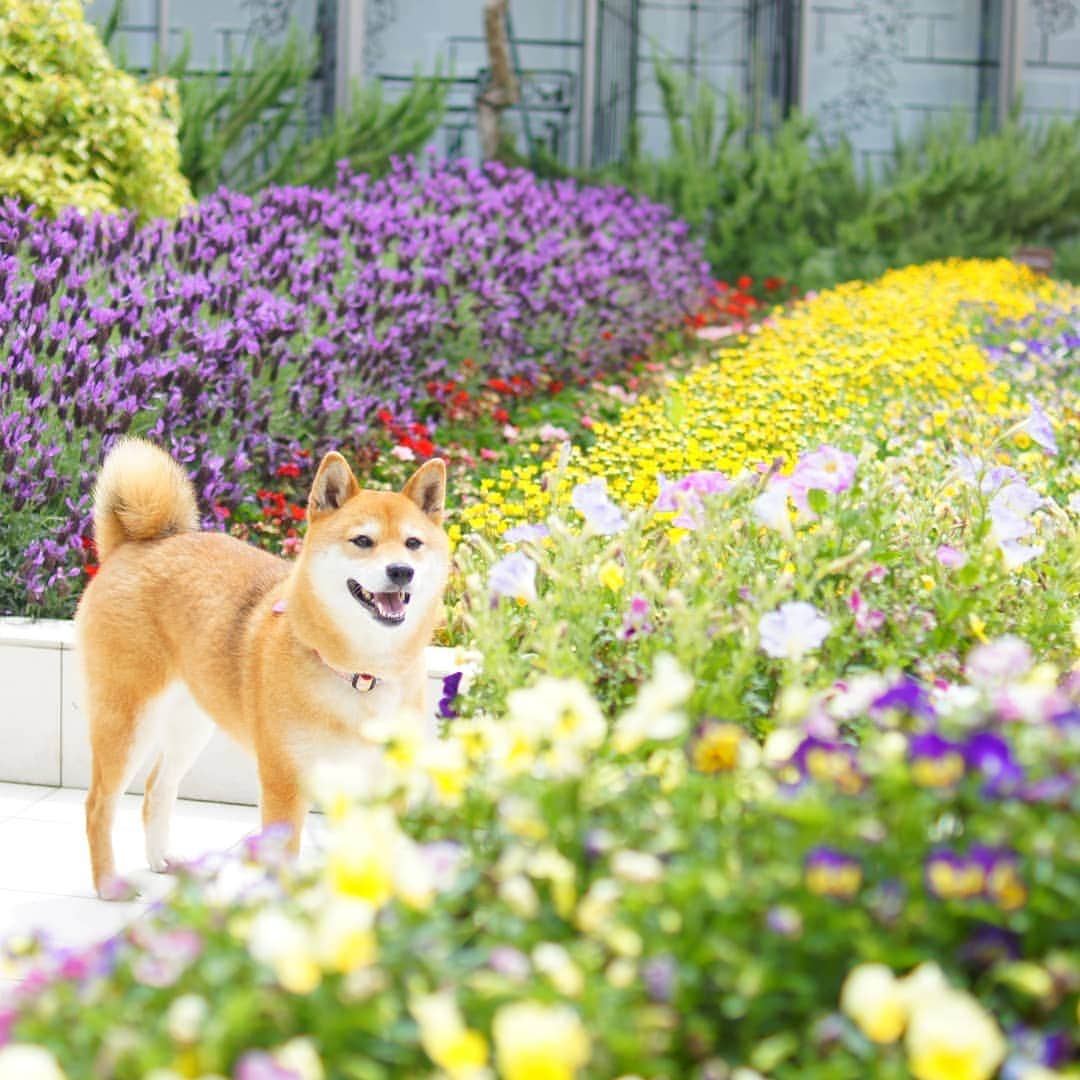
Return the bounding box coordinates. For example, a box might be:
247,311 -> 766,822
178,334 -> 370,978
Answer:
97,875 -> 138,902
147,853 -> 185,874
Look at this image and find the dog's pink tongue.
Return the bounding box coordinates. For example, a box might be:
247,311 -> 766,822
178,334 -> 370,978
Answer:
374,592 -> 406,617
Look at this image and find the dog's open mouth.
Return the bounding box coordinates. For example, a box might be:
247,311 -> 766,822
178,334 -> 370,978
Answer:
348,579 -> 410,626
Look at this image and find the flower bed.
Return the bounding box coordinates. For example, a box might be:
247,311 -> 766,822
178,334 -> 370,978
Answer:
1,258 -> 1077,1077
2,642 -> 1077,1078
0,159 -> 708,616
460,259 -> 1074,537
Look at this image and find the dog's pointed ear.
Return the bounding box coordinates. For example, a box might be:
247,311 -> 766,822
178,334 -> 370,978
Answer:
308,452 -> 360,517
402,458 -> 446,523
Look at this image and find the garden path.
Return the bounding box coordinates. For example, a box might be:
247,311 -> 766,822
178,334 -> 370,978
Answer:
0,782 -> 285,998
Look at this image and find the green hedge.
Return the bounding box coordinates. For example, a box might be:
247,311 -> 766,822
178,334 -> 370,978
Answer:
0,0 -> 191,220
608,61 -> 1080,288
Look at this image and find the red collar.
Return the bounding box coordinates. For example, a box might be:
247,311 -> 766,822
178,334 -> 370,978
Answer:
272,597 -> 377,693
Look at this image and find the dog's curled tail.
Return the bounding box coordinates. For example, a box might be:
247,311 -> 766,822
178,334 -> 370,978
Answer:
93,438 -> 199,563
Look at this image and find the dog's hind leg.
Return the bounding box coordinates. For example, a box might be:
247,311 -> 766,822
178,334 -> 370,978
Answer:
142,684 -> 215,873
86,688 -> 161,898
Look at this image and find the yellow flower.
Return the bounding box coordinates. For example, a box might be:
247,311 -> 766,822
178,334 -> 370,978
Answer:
597,559 -> 625,591
0,1045 -> 67,1080
692,722 -> 745,773
314,899 -> 377,973
411,991 -> 489,1078
905,989 -> 1006,1080
325,807 -> 433,911
840,963 -> 906,1043
968,614 -> 989,644
612,654 -> 693,753
493,1002 -> 590,1080
247,910 -> 321,995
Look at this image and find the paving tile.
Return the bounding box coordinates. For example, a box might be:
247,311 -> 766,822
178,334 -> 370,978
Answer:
0,890 -> 146,951
0,782 -> 55,822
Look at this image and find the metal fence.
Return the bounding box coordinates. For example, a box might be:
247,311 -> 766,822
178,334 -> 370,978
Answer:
89,0 -> 1080,174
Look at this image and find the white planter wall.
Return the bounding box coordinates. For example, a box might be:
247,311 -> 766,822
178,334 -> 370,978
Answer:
0,618 -> 459,806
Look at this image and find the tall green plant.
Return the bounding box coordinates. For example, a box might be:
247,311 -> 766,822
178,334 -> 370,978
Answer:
611,58 -> 1080,288
103,4 -> 445,195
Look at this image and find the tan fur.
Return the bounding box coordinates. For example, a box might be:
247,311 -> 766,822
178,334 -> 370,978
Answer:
77,441 -> 449,896
92,437 -> 200,561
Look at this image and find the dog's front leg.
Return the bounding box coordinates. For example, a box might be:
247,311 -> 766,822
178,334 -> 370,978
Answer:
257,750 -> 308,856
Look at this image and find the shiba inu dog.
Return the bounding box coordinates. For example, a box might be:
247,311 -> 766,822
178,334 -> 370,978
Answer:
77,438 -> 449,897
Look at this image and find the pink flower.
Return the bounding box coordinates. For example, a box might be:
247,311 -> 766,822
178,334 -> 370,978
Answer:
538,423 -> 570,442
936,544 -> 967,569
790,445 -> 857,498
480,448 -> 499,461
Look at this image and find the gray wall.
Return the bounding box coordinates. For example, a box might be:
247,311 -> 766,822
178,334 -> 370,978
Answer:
87,0 -> 1080,170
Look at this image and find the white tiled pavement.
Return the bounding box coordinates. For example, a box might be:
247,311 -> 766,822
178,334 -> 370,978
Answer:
0,782 -> 265,996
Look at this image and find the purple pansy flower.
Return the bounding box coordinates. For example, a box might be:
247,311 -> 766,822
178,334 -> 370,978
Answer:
871,675 -> 937,720
438,671 -> 463,719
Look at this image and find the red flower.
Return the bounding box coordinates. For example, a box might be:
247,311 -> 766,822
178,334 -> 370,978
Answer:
548,380 -> 564,395
493,407 -> 510,424
289,504 -> 306,521
487,378 -> 512,395
80,535 -> 97,552
276,463 -> 301,479
85,564 -> 99,578
601,330 -> 614,341
377,408 -> 394,426
737,275 -> 753,290
764,276 -> 784,291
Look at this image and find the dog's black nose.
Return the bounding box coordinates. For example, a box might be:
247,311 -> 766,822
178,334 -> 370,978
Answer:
386,563 -> 415,588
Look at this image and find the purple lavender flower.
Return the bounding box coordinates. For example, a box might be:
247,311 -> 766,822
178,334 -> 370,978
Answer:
1,160 -> 709,613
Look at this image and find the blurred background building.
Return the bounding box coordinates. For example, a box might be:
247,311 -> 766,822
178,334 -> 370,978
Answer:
87,0 -> 1080,171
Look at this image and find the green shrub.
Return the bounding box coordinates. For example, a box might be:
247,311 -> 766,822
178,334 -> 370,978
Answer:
0,0 -> 191,220
107,15 -> 446,196
614,60 -> 1080,289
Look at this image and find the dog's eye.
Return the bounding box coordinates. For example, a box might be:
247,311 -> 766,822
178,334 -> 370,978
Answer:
351,535 -> 374,549
404,537 -> 423,550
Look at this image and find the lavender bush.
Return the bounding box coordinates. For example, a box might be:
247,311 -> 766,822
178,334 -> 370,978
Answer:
0,157 -> 708,616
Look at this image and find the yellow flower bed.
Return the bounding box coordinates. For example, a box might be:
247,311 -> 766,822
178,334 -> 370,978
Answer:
458,258 -> 1073,542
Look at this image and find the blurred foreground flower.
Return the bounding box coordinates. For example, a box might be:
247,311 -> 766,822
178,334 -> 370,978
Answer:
612,654 -> 693,753
489,552 -> 538,604
759,601 -> 832,660
411,991 -> 490,1078
493,1001 -> 590,1080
